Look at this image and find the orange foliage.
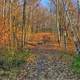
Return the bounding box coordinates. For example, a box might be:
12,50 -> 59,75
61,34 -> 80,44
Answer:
28,32 -> 75,52
0,17 -> 10,46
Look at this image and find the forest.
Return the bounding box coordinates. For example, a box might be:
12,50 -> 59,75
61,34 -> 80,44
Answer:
0,0 -> 80,80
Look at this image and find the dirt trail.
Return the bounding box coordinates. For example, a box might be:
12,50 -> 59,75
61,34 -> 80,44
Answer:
17,49 -> 80,80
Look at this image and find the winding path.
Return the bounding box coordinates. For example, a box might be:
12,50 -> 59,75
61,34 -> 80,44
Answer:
17,49 -> 80,80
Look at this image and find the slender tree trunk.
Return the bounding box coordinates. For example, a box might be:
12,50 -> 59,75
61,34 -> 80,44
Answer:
56,0 -> 61,47
65,4 -> 80,54
21,0 -> 26,50
9,0 -> 13,50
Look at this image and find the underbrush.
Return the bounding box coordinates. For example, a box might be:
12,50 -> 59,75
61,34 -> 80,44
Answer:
0,48 -> 32,79
0,49 -> 32,70
61,51 -> 80,74
71,54 -> 80,74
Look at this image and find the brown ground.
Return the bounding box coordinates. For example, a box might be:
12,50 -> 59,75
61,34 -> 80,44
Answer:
27,32 -> 75,53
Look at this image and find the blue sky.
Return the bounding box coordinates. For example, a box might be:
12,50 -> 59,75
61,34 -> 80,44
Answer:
40,0 -> 55,12
72,0 -> 77,7
40,0 -> 49,7
40,0 -> 77,8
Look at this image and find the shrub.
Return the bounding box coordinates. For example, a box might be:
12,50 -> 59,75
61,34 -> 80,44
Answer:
71,54 -> 80,74
0,49 -> 32,70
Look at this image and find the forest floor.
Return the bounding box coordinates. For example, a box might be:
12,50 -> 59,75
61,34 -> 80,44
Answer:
0,48 -> 80,80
